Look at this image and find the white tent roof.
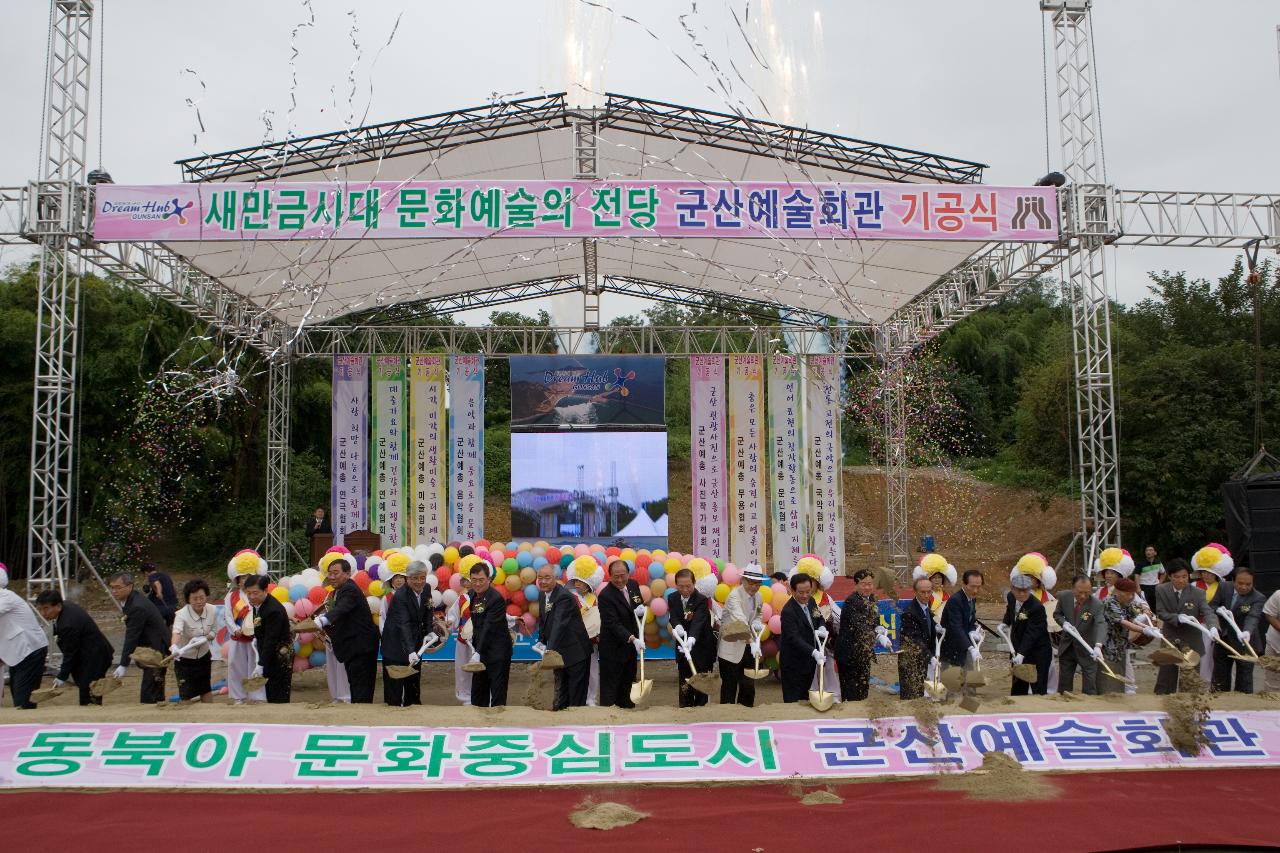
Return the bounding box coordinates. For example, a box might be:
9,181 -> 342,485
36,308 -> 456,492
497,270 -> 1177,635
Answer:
617,511 -> 660,538
164,94 -> 989,328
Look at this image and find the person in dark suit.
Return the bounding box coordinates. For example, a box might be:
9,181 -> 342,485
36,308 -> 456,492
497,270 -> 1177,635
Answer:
381,561 -> 433,706
597,558 -> 645,708
780,573 -> 824,703
467,561 -> 512,707
836,569 -> 883,702
305,507 -> 332,538
108,572 -> 170,703
1002,574 -> 1053,695
35,590 -> 114,706
536,564 -> 594,709
145,568 -> 178,629
940,570 -> 984,689
1213,567 -> 1267,693
243,575 -> 293,704
314,558 -> 380,703
1056,574 -> 1105,694
1153,559 -> 1218,694
669,569 -> 716,707
898,576 -> 940,700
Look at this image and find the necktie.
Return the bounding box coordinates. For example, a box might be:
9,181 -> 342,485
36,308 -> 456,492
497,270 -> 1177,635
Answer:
1231,593 -> 1239,610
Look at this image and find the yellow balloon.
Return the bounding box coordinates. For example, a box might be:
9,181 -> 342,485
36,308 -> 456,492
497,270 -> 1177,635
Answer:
620,548 -> 636,561
494,569 -> 507,586
759,627 -> 771,641
664,557 -> 681,573
714,582 -> 730,603
367,580 -> 383,598
760,585 -> 774,604
505,574 -> 522,592
443,546 -> 460,565
271,587 -> 289,603
649,578 -> 666,597
519,567 -> 536,585
650,550 -> 667,564
298,643 -> 313,658
645,609 -> 656,624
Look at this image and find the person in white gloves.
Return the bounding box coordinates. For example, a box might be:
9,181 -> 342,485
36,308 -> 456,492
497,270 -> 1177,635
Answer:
670,569 -> 716,707
717,566 -> 767,706
1099,577 -> 1148,694
1212,567 -> 1266,693
108,572 -> 170,704
939,569 -> 985,695
596,558 -> 647,708
1152,559 -> 1217,695
35,589 -> 114,706
836,569 -> 881,701
780,573 -> 825,702
1001,573 -> 1053,695
170,579 -> 219,703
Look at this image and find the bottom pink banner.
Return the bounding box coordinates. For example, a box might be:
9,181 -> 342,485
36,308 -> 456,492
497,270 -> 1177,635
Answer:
1,711 -> 1277,789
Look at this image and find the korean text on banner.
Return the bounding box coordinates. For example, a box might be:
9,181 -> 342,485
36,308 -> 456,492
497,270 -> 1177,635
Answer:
449,355 -> 485,542
409,355 -> 447,544
729,355 -> 765,567
767,356 -> 805,574
91,182 -> 1061,243
690,356 -> 728,558
806,355 -> 844,574
371,356 -> 407,545
331,355 -> 369,539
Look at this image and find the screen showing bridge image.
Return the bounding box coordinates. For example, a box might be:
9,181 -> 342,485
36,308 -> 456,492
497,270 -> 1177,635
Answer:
510,431 -> 669,549
508,354 -> 665,429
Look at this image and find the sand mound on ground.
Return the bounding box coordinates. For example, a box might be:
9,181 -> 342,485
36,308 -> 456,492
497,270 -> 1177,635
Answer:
799,789 -> 844,805
569,799 -> 648,830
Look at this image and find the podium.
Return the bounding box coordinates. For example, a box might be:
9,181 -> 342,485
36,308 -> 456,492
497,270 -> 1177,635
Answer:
310,529 -> 382,566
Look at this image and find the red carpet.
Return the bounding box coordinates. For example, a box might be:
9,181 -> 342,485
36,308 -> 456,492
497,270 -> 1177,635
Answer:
7,768 -> 1279,852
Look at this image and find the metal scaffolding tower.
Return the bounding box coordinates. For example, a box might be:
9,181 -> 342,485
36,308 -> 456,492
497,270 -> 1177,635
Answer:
1045,0 -> 1122,565
26,0 -> 94,595
264,357 -> 292,575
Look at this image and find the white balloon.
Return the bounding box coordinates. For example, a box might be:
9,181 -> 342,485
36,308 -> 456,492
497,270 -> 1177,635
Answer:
366,595 -> 381,613
442,589 -> 459,608
431,590 -> 443,608
426,574 -> 439,589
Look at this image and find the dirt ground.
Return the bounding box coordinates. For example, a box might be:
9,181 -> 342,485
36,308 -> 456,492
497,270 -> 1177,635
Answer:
12,644 -> 1277,728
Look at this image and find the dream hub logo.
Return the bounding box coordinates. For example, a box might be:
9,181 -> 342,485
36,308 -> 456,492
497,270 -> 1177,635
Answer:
101,197 -> 194,224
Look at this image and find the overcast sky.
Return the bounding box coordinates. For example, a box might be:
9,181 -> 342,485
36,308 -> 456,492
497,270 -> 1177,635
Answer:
1,0 -> 1276,323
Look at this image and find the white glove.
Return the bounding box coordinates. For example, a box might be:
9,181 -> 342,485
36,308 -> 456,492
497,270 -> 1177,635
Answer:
811,649 -> 825,665
250,665 -> 263,679
672,624 -> 687,641
1207,626 -> 1220,642
1236,629 -> 1251,646
633,604 -> 647,620
315,614 -> 330,629
1090,644 -> 1104,661
876,633 -> 893,650
749,640 -> 762,658
684,636 -> 696,650
422,632 -> 439,649
815,625 -> 829,642
967,645 -> 982,663
750,619 -> 764,634
969,629 -> 984,646
469,652 -> 481,665
1011,654 -> 1024,665
408,652 -> 420,666
506,614 -> 518,627
52,678 -> 66,688
531,642 -> 547,656
113,665 -> 127,679
1142,626 -> 1161,639
1176,614 -> 1198,626
631,637 -> 645,653
169,644 -> 181,655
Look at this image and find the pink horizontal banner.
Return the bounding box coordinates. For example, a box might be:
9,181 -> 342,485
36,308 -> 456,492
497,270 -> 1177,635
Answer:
1,711 -> 1275,789
91,181 -> 1059,243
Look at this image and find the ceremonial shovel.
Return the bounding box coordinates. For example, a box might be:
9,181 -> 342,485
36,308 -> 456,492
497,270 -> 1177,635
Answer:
677,638 -> 721,696
385,634 -> 439,680
745,622 -> 770,681
159,637 -> 208,667
1060,621 -> 1133,686
29,687 -> 64,703
808,633 -> 834,712
1138,615 -> 1200,667
993,623 -> 1039,684
1215,608 -> 1280,673
129,647 -> 168,669
923,628 -> 948,701
629,611 -> 654,704
1188,616 -> 1258,666
964,631 -> 988,687
89,675 -> 123,698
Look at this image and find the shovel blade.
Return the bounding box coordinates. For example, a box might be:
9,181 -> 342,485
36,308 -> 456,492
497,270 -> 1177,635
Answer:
1011,663 -> 1039,683
462,661 -> 487,673
939,667 -> 965,692
539,650 -> 565,670
745,668 -> 770,680
241,676 -> 268,692
29,688 -> 64,703
629,679 -> 653,704
958,695 -> 982,713
90,677 -> 122,698
385,665 -> 417,680
688,672 -> 721,696
924,681 -> 946,701
965,670 -> 988,687
809,690 -> 835,712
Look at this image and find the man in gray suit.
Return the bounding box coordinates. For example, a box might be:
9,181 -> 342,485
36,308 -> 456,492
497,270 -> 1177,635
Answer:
1212,567 -> 1267,693
1056,573 -> 1104,694
1153,559 -> 1218,694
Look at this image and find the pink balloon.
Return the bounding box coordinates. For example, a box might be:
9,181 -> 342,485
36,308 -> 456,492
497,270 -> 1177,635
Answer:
640,586 -> 653,603
449,573 -> 462,591
649,596 -> 669,617
667,552 -> 682,563
768,615 -> 782,634
574,544 -> 590,557
293,599 -> 315,618
292,658 -> 311,673
665,572 -> 676,587
761,603 -> 773,621
722,565 -> 742,585
297,632 -> 316,645
521,613 -> 536,630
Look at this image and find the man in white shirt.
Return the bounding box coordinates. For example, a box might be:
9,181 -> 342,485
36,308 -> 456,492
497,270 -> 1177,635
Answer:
0,580 -> 51,709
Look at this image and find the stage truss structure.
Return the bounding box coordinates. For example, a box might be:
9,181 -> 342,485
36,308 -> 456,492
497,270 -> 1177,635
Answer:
2,0 -> 1278,587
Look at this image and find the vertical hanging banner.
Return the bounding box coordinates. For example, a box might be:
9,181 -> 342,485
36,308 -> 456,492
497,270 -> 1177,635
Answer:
409,355 -> 447,544
728,355 -> 765,567
767,356 -> 805,573
449,355 -> 485,542
690,356 -> 728,558
806,355 -> 845,573
331,355 -> 369,539
370,356 -> 407,545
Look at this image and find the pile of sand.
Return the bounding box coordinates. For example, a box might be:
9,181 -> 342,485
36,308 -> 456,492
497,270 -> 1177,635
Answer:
569,798 -> 648,830
799,789 -> 844,805
934,751 -> 1057,801
1162,666 -> 1212,755
521,663 -> 552,711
